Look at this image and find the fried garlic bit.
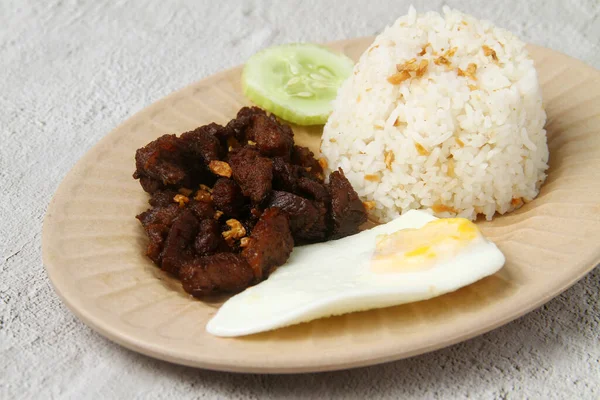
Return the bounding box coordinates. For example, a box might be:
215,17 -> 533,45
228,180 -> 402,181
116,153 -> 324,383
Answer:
199,184 -> 212,193
214,210 -> 224,220
482,45 -> 499,62
173,194 -> 189,207
194,189 -> 212,203
387,70 -> 411,85
444,47 -> 458,58
384,150 -> 395,170
415,59 -> 429,77
434,56 -> 451,66
363,201 -> 376,211
397,58 -> 418,72
209,160 -> 232,178
511,197 -> 524,207
318,157 -> 328,170
466,63 -> 478,77
222,219 -> 246,242
239,237 -> 252,248
415,142 -> 429,156
457,63 -> 478,80
389,57 -> 430,85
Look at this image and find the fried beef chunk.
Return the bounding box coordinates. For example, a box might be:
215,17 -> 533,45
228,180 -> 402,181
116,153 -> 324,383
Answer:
147,189 -> 177,207
267,191 -> 328,243
188,199 -> 215,220
292,145 -> 324,182
228,147 -> 273,204
296,177 -> 330,203
139,176 -> 166,194
246,112 -> 294,159
180,253 -> 255,297
133,134 -> 187,192
160,210 -> 200,276
241,208 -> 294,280
196,122 -> 235,150
328,168 -> 367,239
133,133 -> 219,194
228,106 -> 268,143
136,201 -> 181,228
136,202 -> 182,264
271,158 -> 329,203
134,107 -> 369,297
194,219 -> 229,256
179,125 -> 223,163
211,178 -> 245,218
272,157 -> 301,193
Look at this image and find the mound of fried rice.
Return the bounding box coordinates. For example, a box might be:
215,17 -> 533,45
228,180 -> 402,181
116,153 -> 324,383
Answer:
321,6 -> 548,222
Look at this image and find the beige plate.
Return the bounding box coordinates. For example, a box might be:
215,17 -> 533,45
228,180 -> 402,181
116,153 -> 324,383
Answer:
43,37 -> 600,373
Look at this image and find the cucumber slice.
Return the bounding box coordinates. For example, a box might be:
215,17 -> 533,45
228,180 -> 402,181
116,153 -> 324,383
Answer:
242,43 -> 354,125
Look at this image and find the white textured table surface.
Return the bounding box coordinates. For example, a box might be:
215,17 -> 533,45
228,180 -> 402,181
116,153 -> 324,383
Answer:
1,0 -> 599,398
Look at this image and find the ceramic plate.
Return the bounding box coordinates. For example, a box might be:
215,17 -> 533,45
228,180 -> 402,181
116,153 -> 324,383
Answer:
42,37 -> 600,373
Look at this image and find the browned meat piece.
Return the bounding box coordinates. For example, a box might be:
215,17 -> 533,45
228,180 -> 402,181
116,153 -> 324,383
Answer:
180,125 -> 223,163
226,106 -> 265,143
291,145 -> 324,182
228,147 -> 273,203
136,202 -> 182,264
133,133 -> 219,193
211,178 -> 246,218
267,191 -> 328,242
272,158 -> 329,204
148,190 -> 178,207
296,177 -> 330,204
180,253 -> 255,297
188,200 -> 215,220
328,169 -> 367,239
137,203 -> 181,227
194,219 -> 229,256
272,157 -> 301,193
197,122 -> 235,150
160,210 -> 200,276
242,208 -> 294,280
139,176 -> 165,194
247,113 -> 294,159
133,134 -> 187,191
142,225 -> 168,265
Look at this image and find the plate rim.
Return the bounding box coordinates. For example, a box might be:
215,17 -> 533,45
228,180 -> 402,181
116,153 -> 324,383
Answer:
42,38 -> 600,373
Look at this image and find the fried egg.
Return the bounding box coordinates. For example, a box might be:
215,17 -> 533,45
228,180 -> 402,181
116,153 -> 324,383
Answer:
206,210 -> 505,337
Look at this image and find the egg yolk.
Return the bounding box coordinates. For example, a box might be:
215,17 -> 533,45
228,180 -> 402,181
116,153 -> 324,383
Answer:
371,218 -> 481,273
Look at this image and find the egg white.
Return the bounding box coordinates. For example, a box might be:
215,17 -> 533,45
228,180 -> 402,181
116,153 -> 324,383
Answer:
206,210 -> 505,337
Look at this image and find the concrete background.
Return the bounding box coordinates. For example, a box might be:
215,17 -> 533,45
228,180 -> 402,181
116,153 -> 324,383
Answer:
1,0 -> 599,398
